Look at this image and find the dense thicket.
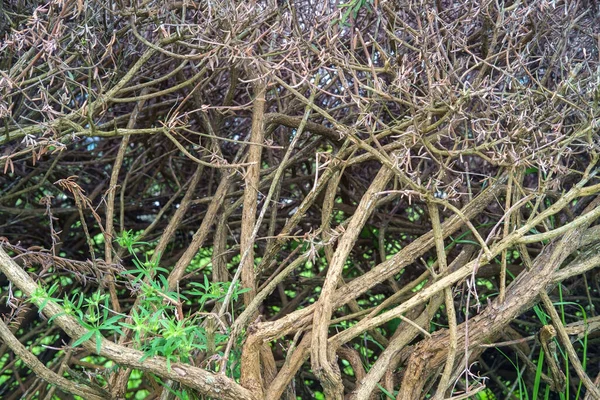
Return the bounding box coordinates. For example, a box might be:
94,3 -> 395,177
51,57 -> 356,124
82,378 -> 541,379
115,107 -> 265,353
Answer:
1,1 -> 600,399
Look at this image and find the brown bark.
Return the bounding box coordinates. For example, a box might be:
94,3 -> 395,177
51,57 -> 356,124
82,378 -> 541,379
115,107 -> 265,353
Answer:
397,226 -> 589,397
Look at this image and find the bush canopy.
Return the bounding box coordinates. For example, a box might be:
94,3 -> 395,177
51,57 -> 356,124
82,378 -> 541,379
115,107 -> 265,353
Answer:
1,1 -> 600,399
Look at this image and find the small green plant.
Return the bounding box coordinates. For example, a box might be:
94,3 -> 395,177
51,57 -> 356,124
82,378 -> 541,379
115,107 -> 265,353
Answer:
31,282 -> 124,356
21,229 -> 255,393
115,230 -> 249,376
69,291 -> 123,354
28,282 -> 60,313
186,275 -> 249,316
138,315 -> 208,371
336,0 -> 373,25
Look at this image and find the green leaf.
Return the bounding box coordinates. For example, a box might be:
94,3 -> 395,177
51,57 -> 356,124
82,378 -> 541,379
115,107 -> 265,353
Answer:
73,330 -> 96,348
377,384 -> 396,399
